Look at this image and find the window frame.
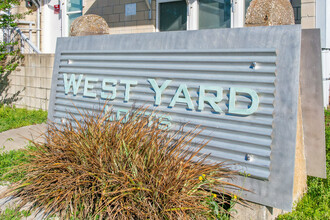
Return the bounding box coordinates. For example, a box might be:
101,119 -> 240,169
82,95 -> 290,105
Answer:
62,0 -> 83,36
156,0 -> 247,32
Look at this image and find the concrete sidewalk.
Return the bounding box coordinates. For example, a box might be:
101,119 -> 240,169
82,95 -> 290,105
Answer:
0,184 -> 50,219
0,124 -> 47,152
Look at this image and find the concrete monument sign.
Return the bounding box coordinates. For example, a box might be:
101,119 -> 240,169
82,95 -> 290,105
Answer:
49,26 -> 323,210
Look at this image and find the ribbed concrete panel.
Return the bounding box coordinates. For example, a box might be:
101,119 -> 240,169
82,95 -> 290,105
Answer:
54,49 -> 275,180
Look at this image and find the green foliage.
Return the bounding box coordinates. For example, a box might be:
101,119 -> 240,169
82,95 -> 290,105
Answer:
198,174 -> 239,220
0,0 -> 25,105
0,208 -> 31,220
0,106 -> 47,132
277,110 -> 330,219
1,107 -> 242,219
0,147 -> 33,183
325,110 -> 330,163
0,0 -> 23,29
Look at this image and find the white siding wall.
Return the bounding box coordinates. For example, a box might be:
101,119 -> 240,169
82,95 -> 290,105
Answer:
322,51 -> 330,107
41,0 -> 63,53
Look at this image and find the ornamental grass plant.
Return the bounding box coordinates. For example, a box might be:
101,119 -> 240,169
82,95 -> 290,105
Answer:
1,107 -> 242,219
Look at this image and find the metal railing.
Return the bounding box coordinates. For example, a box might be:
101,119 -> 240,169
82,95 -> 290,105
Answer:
15,26 -> 41,54
1,1 -> 41,54
16,21 -> 41,54
1,23 -> 41,54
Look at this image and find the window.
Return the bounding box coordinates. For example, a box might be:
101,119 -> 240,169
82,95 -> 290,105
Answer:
199,0 -> 231,29
62,0 -> 83,36
157,0 -> 253,31
67,0 -> 83,28
245,0 -> 252,12
244,0 -> 253,22
159,0 -> 187,31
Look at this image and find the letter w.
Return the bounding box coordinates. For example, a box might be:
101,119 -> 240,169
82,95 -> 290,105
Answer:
63,73 -> 83,95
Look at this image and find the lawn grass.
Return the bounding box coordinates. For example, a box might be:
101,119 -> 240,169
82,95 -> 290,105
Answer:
0,209 -> 31,220
0,147 -> 33,183
278,110 -> 330,219
0,148 -> 33,219
0,106 -> 47,133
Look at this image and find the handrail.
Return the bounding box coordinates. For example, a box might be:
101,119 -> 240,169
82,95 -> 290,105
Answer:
18,21 -> 36,25
17,21 -> 37,42
1,9 -> 41,54
18,28 -> 40,31
67,10 -> 82,15
13,27 -> 41,54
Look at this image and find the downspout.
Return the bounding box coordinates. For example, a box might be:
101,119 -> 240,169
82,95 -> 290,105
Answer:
326,0 -> 330,49
144,0 -> 151,19
37,1 -> 40,50
31,0 -> 41,51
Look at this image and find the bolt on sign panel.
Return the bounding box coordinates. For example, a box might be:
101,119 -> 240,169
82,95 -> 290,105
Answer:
49,26 -> 302,210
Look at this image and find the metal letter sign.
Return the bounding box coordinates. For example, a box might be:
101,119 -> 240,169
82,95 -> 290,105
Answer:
49,26 -> 302,210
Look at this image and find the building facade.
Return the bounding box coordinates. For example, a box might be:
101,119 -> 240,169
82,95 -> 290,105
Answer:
9,0 -> 323,53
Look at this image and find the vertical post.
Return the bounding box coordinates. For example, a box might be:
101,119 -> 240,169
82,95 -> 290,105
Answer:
21,38 -> 24,53
186,0 -> 198,30
148,0 -> 152,19
37,6 -> 40,50
29,22 -> 32,40
316,0 -> 326,48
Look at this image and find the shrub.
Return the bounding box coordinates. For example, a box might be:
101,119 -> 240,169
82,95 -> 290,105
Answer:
1,107 -> 242,219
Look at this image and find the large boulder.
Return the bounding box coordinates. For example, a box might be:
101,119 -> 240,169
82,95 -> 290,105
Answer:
245,0 -> 295,27
70,14 -> 109,36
